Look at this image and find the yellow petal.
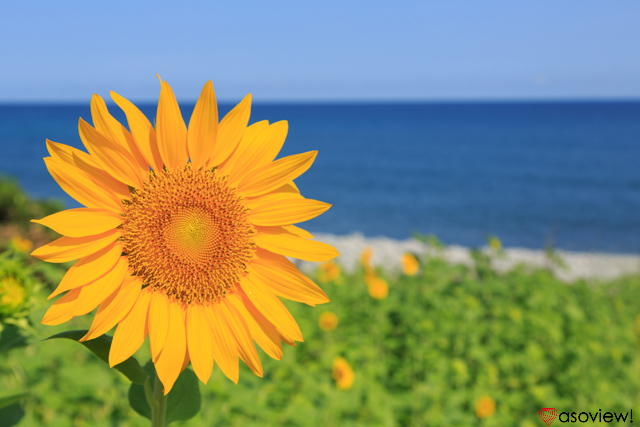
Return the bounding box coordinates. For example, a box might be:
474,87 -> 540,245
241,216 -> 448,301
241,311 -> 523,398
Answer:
111,91 -> 163,172
78,118 -> 142,187
71,256 -> 129,316
253,226 -> 339,262
205,302 -> 239,384
216,120 -> 269,178
187,81 -> 218,170
226,293 -> 283,360
252,248 -> 329,305
148,289 -> 170,362
226,121 -> 287,186
154,300 -> 187,394
282,225 -> 314,239
219,298 -> 263,377
109,288 -> 152,367
244,189 -> 303,210
209,94 -> 251,167
238,151 -> 317,198
48,242 -> 123,300
46,140 -> 130,201
248,198 -> 331,226
186,301 -> 215,384
81,276 -> 142,341
90,94 -> 149,181
31,228 -> 122,263
156,81 -> 188,171
44,157 -> 123,213
32,208 -> 122,238
41,288 -> 82,325
238,275 -> 303,343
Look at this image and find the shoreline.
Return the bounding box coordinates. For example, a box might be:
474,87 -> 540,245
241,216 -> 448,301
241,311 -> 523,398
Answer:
301,232 -> 640,282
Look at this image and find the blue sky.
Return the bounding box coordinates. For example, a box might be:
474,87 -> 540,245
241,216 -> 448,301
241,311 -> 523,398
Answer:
1,1 -> 639,102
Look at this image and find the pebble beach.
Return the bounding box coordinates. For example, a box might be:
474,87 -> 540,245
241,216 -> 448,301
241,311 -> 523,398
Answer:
299,232 -> 640,282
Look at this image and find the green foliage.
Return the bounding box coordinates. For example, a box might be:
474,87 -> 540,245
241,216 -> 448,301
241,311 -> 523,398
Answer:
0,176 -> 63,230
1,249 -> 640,426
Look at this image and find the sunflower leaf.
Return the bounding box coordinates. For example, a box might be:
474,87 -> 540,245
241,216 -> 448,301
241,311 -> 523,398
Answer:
165,367 -> 201,423
128,361 -> 201,424
44,330 -> 149,384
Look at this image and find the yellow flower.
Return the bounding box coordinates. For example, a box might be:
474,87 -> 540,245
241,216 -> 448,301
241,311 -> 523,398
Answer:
366,274 -> 388,300
475,395 -> 496,418
10,235 -> 33,253
0,277 -> 26,310
317,261 -> 341,284
318,311 -> 338,331
332,357 -> 354,390
488,235 -> 502,252
360,247 -> 373,269
31,78 -> 339,394
401,253 -> 419,276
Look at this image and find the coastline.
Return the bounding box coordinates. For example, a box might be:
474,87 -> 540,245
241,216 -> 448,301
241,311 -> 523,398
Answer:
301,232 -> 640,282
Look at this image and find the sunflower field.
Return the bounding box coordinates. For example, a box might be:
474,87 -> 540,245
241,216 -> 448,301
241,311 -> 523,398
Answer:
2,179 -> 640,426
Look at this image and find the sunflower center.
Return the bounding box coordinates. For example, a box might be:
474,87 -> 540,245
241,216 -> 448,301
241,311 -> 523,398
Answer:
122,166 -> 255,304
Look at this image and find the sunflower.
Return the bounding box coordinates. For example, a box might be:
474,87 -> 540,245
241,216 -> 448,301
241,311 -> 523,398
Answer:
31,79 -> 339,393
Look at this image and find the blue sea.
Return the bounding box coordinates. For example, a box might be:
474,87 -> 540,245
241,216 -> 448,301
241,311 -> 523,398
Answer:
1,102 -> 639,254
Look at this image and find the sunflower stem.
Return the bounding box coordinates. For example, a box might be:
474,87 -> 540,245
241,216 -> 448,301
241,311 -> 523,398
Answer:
150,371 -> 167,427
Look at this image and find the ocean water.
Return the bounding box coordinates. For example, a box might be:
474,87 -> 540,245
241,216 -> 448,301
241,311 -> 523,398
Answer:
0,101 -> 639,253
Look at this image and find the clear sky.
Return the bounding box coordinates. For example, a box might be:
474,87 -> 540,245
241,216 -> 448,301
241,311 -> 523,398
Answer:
1,1 -> 639,102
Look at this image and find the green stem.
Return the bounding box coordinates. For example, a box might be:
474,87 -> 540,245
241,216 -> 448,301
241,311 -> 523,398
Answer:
147,371 -> 167,427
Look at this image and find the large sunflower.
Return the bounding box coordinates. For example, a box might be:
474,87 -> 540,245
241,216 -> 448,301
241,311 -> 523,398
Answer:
31,79 -> 338,393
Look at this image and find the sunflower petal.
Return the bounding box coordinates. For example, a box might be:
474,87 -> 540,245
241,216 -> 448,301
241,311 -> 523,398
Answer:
226,121 -> 287,186
81,276 -> 142,341
46,140 -> 131,201
238,151 -> 317,197
44,157 -> 123,212
154,300 -> 187,394
48,242 -> 123,300
186,301 -> 215,384
219,298 -> 263,377
31,228 -> 122,263
156,81 -> 188,171
253,226 -> 338,262
216,120 -> 269,178
209,94 -> 251,167
226,293 -> 283,360
111,91 -> 163,172
281,225 -> 314,239
205,302 -> 240,384
238,275 -> 303,343
248,198 -> 331,226
78,118 -> 143,187
71,256 -> 129,316
91,94 -> 149,181
32,208 -> 122,238
252,248 -> 329,305
109,288 -> 152,367
148,289 -> 170,362
41,288 -> 82,325
188,81 -> 218,170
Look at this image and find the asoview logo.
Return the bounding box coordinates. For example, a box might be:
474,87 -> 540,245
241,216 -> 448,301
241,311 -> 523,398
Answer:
539,408 -> 633,425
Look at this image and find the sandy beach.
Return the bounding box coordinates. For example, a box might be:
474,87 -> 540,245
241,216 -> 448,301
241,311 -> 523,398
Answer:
300,232 -> 640,282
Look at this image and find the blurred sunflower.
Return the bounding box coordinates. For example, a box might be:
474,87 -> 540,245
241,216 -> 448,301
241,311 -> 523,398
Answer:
475,395 -> 496,418
318,311 -> 338,331
365,273 -> 389,300
400,253 -> 419,276
31,78 -> 338,393
317,260 -> 341,284
332,357 -> 354,390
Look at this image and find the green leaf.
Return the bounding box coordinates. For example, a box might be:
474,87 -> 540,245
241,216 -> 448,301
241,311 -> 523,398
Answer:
165,367 -> 201,424
0,403 -> 24,427
0,392 -> 28,411
128,361 -> 201,424
45,330 -> 149,384
128,362 -> 155,421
